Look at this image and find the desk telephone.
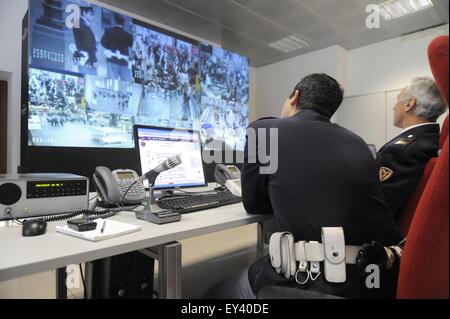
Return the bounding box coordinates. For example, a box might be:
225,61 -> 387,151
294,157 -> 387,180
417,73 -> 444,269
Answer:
214,164 -> 242,197
93,167 -> 145,207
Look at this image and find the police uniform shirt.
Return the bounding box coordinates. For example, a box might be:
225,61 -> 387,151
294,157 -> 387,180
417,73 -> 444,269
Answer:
376,123 -> 440,219
242,110 -> 402,298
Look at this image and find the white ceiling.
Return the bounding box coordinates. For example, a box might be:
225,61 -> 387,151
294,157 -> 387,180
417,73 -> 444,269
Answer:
97,0 -> 449,67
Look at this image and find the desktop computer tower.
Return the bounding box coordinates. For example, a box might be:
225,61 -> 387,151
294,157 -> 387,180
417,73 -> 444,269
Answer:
86,251 -> 155,299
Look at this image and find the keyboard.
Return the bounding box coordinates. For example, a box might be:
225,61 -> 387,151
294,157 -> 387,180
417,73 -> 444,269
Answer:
157,189 -> 242,214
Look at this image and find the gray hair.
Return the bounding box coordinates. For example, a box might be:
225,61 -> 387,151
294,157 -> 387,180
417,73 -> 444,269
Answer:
403,77 -> 446,122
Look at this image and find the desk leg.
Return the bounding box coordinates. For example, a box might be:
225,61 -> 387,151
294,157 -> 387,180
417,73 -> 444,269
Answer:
257,221 -> 265,254
56,268 -> 67,299
158,242 -> 182,299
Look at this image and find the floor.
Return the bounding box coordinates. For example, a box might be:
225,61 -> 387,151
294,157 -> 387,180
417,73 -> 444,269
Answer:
0,224 -> 265,299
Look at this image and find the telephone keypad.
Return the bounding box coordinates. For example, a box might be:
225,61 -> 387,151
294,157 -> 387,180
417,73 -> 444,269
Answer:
118,180 -> 144,199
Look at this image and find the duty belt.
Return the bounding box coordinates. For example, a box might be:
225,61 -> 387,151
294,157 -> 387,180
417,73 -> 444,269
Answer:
269,227 -> 362,285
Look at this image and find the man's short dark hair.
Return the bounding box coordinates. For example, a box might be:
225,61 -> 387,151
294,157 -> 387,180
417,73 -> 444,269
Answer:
80,6 -> 94,15
294,73 -> 344,119
113,13 -> 125,26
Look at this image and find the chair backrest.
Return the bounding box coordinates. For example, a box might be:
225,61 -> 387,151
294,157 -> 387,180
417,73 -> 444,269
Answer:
428,36 -> 449,106
397,35 -> 449,299
397,138 -> 449,298
440,115 -> 448,147
398,157 -> 437,236
428,35 -> 449,147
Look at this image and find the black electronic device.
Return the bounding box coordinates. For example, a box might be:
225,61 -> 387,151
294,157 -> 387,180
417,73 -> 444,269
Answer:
92,167 -> 145,207
22,220 -> 47,237
0,174 -> 89,221
85,251 -> 155,299
157,189 -> 242,214
214,164 -> 241,186
134,153 -> 183,224
67,219 -> 98,232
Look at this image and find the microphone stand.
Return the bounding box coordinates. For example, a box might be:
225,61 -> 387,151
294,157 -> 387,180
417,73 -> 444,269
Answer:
135,182 -> 182,224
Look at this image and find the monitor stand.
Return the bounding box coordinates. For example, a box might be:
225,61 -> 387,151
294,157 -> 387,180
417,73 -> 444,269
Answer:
135,186 -> 181,224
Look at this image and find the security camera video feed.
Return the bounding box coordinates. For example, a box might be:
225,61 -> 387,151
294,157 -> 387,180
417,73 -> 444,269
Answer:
131,23 -> 202,129
28,68 -> 133,147
199,45 -> 250,150
27,0 -> 249,150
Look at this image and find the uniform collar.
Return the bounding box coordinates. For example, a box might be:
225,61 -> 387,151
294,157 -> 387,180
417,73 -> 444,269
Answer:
402,122 -> 438,134
81,17 -> 90,26
293,109 -> 331,123
381,122 -> 440,150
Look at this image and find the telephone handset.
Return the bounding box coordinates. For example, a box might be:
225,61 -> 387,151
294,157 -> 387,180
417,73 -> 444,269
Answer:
93,167 -> 146,207
214,164 -> 242,197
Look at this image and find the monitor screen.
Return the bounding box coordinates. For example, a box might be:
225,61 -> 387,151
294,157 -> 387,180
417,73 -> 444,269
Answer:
135,126 -> 206,189
26,0 -> 250,154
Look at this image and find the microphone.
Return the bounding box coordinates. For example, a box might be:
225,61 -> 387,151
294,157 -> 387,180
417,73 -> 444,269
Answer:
138,154 -> 182,185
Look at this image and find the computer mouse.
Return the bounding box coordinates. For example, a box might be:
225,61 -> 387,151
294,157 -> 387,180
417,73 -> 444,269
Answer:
22,220 -> 47,237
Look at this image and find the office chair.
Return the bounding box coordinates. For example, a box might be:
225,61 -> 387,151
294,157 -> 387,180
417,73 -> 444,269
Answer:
396,35 -> 449,299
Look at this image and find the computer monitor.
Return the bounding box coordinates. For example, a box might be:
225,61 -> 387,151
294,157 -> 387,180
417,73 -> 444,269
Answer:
367,144 -> 377,158
134,125 -> 207,189
21,0 -> 249,180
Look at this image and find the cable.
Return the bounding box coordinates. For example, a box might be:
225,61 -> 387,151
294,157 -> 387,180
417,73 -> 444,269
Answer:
5,199 -> 142,226
5,209 -> 24,225
121,181 -> 137,205
397,237 -> 407,247
115,203 -> 144,213
24,208 -> 116,223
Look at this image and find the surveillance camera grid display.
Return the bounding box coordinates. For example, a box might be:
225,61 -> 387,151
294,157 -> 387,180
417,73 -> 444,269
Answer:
27,0 -> 249,150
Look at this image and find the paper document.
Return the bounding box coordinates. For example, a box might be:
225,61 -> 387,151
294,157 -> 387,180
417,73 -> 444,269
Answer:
56,219 -> 141,242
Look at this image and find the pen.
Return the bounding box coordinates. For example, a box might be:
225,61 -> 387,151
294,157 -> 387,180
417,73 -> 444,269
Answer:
101,220 -> 106,234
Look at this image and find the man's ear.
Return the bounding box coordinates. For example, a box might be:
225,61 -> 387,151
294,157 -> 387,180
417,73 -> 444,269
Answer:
290,90 -> 300,107
405,97 -> 417,112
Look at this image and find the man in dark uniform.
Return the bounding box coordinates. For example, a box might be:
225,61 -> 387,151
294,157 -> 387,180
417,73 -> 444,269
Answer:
377,77 -> 446,219
101,13 -> 133,81
72,6 -> 98,74
205,74 -> 402,299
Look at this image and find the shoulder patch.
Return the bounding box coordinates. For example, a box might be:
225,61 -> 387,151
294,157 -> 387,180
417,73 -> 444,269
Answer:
394,135 -> 416,146
379,167 -> 394,182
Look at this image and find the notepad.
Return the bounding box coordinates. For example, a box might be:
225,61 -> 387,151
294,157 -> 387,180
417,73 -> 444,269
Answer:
56,219 -> 142,242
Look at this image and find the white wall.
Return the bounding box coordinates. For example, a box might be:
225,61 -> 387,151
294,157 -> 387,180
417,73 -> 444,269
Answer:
338,28 -> 449,148
0,0 -> 28,174
253,26 -> 448,148
347,28 -> 449,97
254,45 -> 347,119
0,0 -> 257,173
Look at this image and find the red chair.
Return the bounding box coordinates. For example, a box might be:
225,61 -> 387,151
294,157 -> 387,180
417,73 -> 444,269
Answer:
397,139 -> 449,298
397,35 -> 449,299
398,158 -> 437,235
429,34 -> 448,146
428,36 -> 449,106
441,116 -> 448,146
